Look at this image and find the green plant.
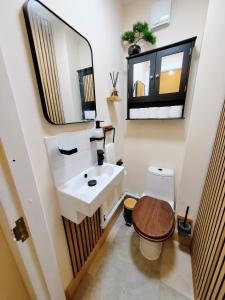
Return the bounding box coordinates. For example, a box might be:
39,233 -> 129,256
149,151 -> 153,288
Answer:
121,21 -> 156,45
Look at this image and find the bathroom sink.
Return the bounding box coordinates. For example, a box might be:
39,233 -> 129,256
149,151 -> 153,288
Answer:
57,163 -> 124,219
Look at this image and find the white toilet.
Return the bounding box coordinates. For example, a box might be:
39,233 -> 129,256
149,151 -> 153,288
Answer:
132,166 -> 175,260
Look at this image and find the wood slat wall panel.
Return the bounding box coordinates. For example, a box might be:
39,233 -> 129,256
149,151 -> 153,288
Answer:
75,223 -> 85,266
192,101 -> 225,300
63,219 -> 78,277
87,217 -> 93,251
193,117 -> 224,252
70,223 -> 81,271
84,219 -> 91,255
63,209 -> 102,278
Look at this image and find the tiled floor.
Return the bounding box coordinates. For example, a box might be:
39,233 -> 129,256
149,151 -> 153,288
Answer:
72,212 -> 194,300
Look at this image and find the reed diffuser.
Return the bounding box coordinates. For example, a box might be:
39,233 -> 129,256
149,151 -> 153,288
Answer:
107,72 -> 121,101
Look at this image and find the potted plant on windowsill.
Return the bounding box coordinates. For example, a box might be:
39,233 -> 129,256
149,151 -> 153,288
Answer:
121,21 -> 156,56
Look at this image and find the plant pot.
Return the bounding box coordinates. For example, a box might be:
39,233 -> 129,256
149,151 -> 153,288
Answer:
128,44 -> 141,56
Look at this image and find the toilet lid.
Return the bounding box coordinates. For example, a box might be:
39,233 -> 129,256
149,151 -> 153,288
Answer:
132,196 -> 175,242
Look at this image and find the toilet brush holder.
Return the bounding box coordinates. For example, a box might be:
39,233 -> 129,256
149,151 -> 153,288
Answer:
178,220 -> 191,236
177,207 -> 192,250
177,206 -> 192,236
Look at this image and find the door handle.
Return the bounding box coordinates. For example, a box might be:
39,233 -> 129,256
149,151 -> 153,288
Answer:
155,74 -> 160,79
150,75 -> 154,80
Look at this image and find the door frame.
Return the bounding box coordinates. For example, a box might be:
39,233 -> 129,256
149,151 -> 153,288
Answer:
0,142 -> 49,300
0,48 -> 66,300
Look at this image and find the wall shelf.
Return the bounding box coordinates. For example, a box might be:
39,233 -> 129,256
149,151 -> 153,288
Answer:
126,117 -> 185,120
107,96 -> 121,101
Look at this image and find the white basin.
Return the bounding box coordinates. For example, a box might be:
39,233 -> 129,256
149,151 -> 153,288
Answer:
57,163 -> 124,220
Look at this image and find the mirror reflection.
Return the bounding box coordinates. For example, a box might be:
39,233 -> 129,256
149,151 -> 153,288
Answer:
24,0 -> 96,124
133,61 -> 150,97
159,52 -> 184,94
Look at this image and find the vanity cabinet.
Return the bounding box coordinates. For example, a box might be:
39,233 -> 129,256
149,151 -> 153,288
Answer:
127,37 -> 196,119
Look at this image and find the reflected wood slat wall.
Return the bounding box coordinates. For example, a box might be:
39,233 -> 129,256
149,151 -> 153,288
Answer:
63,209 -> 103,277
30,12 -> 65,124
77,67 -> 95,103
83,74 -> 94,102
192,101 -> 225,300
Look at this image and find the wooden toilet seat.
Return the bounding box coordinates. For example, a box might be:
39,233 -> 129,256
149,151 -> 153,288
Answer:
132,196 -> 175,242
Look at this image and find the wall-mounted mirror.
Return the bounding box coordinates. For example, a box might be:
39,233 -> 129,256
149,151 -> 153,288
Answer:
133,61 -> 150,97
159,52 -> 184,94
23,0 -> 96,124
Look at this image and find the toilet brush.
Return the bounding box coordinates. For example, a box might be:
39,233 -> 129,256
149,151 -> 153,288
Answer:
178,206 -> 191,235
183,206 -> 189,226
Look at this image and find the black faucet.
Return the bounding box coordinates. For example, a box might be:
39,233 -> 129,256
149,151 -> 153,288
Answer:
97,149 -> 104,166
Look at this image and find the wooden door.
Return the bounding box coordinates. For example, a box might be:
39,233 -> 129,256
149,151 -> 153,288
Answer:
0,225 -> 30,300
0,48 -> 66,300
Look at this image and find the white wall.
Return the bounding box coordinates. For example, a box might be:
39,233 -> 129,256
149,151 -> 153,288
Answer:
64,30 -> 83,121
52,23 -> 78,123
78,39 -> 92,69
53,25 -> 92,123
0,0 -> 124,289
122,0 -> 209,201
177,0 -> 225,220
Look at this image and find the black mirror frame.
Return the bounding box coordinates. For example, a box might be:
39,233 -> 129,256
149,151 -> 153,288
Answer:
23,0 -> 97,125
